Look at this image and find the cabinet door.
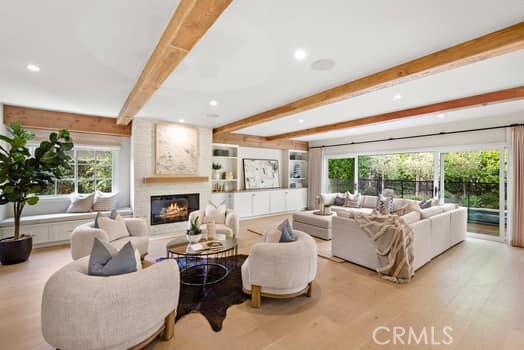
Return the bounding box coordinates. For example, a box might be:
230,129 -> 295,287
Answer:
285,190 -> 300,211
9,224 -> 51,244
233,192 -> 253,218
252,191 -> 270,216
270,190 -> 286,213
299,188 -> 308,210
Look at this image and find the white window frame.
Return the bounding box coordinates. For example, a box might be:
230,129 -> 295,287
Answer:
28,144 -> 120,198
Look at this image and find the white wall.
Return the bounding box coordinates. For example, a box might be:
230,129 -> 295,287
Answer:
131,119 -> 212,235
237,146 -> 286,190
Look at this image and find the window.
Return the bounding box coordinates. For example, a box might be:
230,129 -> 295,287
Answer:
30,146 -> 116,196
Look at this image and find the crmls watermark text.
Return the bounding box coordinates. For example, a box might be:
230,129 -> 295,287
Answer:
373,326 -> 453,346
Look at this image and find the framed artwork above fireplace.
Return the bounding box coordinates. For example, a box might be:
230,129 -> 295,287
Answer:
155,122 -> 199,175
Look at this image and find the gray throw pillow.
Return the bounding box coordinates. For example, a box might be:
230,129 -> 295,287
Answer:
88,238 -> 138,276
278,219 -> 296,243
94,209 -> 118,228
419,199 -> 432,209
334,195 -> 345,206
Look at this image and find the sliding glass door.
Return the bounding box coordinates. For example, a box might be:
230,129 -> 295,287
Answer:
327,157 -> 356,193
441,149 -> 506,239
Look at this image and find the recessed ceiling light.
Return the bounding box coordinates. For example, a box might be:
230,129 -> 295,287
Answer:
311,58 -> 336,71
179,119 -> 185,123
299,119 -> 304,123
437,113 -> 445,119
294,49 -> 307,60
207,113 -> 220,118
393,94 -> 402,100
26,64 -> 40,72
209,100 -> 218,107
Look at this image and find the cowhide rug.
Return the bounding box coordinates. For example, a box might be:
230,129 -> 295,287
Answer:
158,254 -> 249,332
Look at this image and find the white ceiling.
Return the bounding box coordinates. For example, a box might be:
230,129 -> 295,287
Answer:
1,0 -> 523,141
0,0 -> 179,116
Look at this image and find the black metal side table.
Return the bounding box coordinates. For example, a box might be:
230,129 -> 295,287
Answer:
166,237 -> 238,287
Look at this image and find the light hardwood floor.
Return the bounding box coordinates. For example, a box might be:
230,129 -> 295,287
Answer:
1,214 -> 523,350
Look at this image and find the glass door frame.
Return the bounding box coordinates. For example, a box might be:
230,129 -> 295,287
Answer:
438,145 -> 507,242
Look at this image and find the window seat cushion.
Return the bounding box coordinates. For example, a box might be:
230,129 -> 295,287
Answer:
0,208 -> 133,228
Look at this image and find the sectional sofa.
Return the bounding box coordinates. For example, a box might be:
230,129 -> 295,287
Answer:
319,193 -> 467,271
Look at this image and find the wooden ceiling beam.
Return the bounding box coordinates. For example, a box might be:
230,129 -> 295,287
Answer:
266,86 -> 524,140
212,133 -> 308,151
3,105 -> 131,136
213,21 -> 524,135
116,0 -> 232,125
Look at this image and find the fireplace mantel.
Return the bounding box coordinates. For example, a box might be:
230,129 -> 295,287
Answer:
143,176 -> 209,184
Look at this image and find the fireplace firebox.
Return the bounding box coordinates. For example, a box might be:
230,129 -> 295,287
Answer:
150,193 -> 199,226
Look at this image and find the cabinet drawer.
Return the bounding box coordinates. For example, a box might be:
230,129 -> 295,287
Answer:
51,220 -> 91,242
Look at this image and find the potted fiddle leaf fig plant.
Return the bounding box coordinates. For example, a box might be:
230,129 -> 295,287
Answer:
0,122 -> 73,265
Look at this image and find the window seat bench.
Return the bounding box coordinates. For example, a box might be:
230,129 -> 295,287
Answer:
0,208 -> 133,246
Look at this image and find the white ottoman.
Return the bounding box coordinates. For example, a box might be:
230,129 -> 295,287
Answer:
292,211 -> 336,240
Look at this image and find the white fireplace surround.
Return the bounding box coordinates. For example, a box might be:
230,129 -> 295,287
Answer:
131,119 -> 212,235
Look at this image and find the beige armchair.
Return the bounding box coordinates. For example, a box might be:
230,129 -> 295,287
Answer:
41,257 -> 179,350
188,209 -> 240,238
71,218 -> 149,260
241,230 -> 318,308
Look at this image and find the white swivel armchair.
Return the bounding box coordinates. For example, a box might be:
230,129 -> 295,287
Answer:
188,209 -> 240,238
71,218 -> 149,260
41,257 -> 179,350
241,230 -> 318,308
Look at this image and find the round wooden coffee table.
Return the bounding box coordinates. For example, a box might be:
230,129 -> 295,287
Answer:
166,237 -> 238,287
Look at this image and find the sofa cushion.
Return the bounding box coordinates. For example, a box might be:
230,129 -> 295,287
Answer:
392,202 -> 419,216
205,201 -> 227,224
440,203 -> 457,212
98,214 -> 130,241
401,211 -> 421,225
420,206 -> 444,219
67,193 -> 95,213
362,195 -> 378,208
263,226 -> 282,243
88,239 -> 138,276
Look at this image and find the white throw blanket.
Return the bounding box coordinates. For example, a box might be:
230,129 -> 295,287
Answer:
349,212 -> 415,283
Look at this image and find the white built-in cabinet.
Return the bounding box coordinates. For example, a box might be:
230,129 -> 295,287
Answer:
219,188 -> 307,218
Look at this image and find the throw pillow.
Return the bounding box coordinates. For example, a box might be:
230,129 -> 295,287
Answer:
97,214 -> 130,241
334,194 -> 346,206
344,192 -> 361,208
88,239 -> 138,276
278,219 -> 296,243
375,194 -> 394,215
93,191 -> 119,211
66,192 -> 95,213
94,209 -> 118,228
419,199 -> 432,209
205,201 -> 227,224
263,226 -> 282,243
391,202 -> 419,216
